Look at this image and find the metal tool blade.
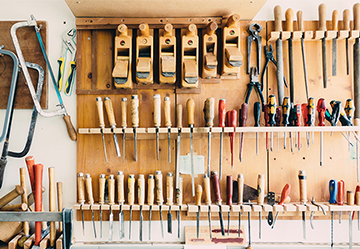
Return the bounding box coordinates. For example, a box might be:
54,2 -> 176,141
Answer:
256,132 -> 259,155
276,38 -> 284,104
168,206 -> 172,234
207,131 -> 211,177
238,211 -> 241,237
248,211 -> 252,248
271,211 -> 279,229
109,206 -> 113,241
134,128 -> 137,162
122,128 -> 126,162
331,211 -> 334,248
129,205 -> 132,239
100,205 -> 103,238
346,37 -> 350,75
259,212 -> 261,239
168,129 -> 171,163
301,38 -> 309,100
219,131 -> 223,180
156,128 -> 159,160
90,206 -> 97,238
358,211 -> 359,231
139,205 -> 143,241
349,211 -> 353,248
81,205 -> 85,235
190,129 -> 195,196
119,205 -> 124,239
178,208 -> 181,238
113,133 -> 121,157
208,209 -> 212,239
288,38 -> 294,104
219,205 -> 225,236
149,206 -> 152,240
332,38 -> 337,76
310,211 -> 314,229
101,131 -> 107,162
160,205 -> 164,238
339,211 -> 342,224
322,38 -> 327,88
175,130 -> 181,189
227,211 -> 230,236
302,211 -> 306,239
197,208 -> 200,239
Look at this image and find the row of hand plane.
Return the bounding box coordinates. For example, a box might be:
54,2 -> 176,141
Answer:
112,14 -> 242,89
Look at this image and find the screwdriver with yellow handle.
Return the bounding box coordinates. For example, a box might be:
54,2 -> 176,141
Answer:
204,97 -> 214,177
282,97 -> 291,151
164,97 -> 172,163
268,95 -> 277,152
187,99 -> 195,196
104,97 -> 121,157
96,97 -> 108,162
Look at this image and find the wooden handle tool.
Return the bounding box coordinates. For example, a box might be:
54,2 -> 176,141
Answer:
128,174 -> 135,205
131,95 -> 139,161
148,174 -> 155,206
117,171 -> 125,204
99,174 -> 106,205
0,185 -> 24,209
176,104 -> 182,128
138,174 -> 145,206
285,8 -> 294,32
238,174 -> 244,205
203,175 -> 211,205
57,182 -> 63,233
48,167 -> 56,247
274,5 -> 282,32
25,156 -> 35,193
34,164 -> 43,246
164,97 -> 172,163
166,172 -> 174,206
20,167 -> 29,236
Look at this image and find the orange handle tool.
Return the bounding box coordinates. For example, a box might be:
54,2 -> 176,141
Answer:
279,183 -> 291,205
34,163 -> 44,246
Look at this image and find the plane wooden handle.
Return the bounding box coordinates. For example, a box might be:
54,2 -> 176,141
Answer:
85,174 -> 94,204
131,95 -> 139,128
186,24 -> 197,36
96,97 -> 105,128
176,104 -> 183,128
155,170 -> 164,205
164,97 -> 171,127
25,156 -> 35,193
139,23 -> 150,37
203,175 -> 211,205
298,170 -> 307,204
99,174 -> 106,204
285,8 -> 294,32
48,167 -> 56,248
138,174 -> 145,206
332,10 -> 339,31
148,174 -> 155,205
211,171 -> 222,205
257,174 -> 265,205
354,3 -> 360,31
77,172 -> 85,204
121,97 -> 127,128
63,115 -> 77,141
108,174 -> 115,205
128,174 -> 135,205
274,5 -> 283,32
57,182 -> 63,233
343,9 -> 350,31
318,3 -> 327,31
176,177 -> 183,205
117,171 -> 125,204
237,174 -> 244,205
153,94 -> 161,127
104,97 -> 117,127
195,185 -> 202,206
20,167 -> 29,236
226,14 -> 240,28
206,21 -> 218,36
297,10 -> 304,32
226,175 -> 233,206
204,97 -> 215,127
0,185 -> 24,209
166,172 -> 174,205
187,99 -> 195,126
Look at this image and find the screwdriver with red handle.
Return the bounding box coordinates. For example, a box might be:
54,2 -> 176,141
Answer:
227,110 -> 237,170
301,103 -> 309,148
317,98 -> 326,166
239,103 -> 248,162
271,183 -> 291,229
337,180 -> 345,224
219,99 -> 226,180
295,104 -> 301,151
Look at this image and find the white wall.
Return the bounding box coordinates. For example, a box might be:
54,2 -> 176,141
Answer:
0,0 -> 359,247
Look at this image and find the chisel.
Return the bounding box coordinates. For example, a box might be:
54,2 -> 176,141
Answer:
226,175 -> 233,236
331,10 -> 338,76
257,174 -> 265,239
285,8 -> 295,106
343,9 -> 350,75
298,170 -> 307,239
338,180 -> 344,224
148,174 -> 155,240
164,97 -> 172,163
48,167 -> 56,248
195,185 -> 202,240
175,104 -> 182,189
204,97 -> 214,177
203,175 -> 212,239
128,174 -> 135,239
297,10 -> 309,100
187,99 -> 195,196
84,173 -> 96,238
237,174 -> 244,237
319,3 -> 327,88
108,174 -> 115,241
211,171 -> 225,236
138,174 -> 145,241
274,5 -> 285,104
166,172 -> 174,234
99,174 -> 106,238
155,170 -> 164,238
131,95 -> 139,161
153,94 -> 161,160
104,97 -> 121,157
34,164 -> 43,247
77,173 -> 85,235
227,110 -> 237,169
121,98 -> 127,162
116,171 -> 125,239
96,97 -> 108,162
218,99 -> 226,180
175,177 -> 183,238
329,179 -> 338,248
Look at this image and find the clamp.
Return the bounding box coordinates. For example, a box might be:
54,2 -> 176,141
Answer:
244,67 -> 265,111
261,44 -> 288,88
247,23 -> 262,74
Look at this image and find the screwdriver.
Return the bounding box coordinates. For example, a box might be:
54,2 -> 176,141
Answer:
226,175 -> 233,236
121,97 -> 127,162
204,97 -> 214,177
268,95 -> 276,152
155,170 -> 164,238
154,94 -> 161,160
338,180 -> 345,224
219,99 -> 226,180
77,173 -> 85,235
295,104 -> 301,151
104,97 -> 121,157
227,110 -> 237,169
128,174 -> 135,239
271,183 -> 291,229
237,174 -> 244,237
138,174 -> 145,241
254,102 -> 261,155
306,97 -> 315,146
275,107 -> 281,152
301,103 -> 309,148
239,103 -> 248,162
164,97 -> 172,163
96,97 -> 108,162
84,173 -> 97,238
329,179 -> 338,248
203,175 -> 212,239
131,95 -> 139,161
99,174 -> 106,238
317,98 -> 326,166
187,99 -> 195,196
116,171 -> 125,239
148,174 -> 154,240
282,97 -> 290,150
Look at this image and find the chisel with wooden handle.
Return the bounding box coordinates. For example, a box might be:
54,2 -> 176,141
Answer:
285,8 -> 295,105
121,98 -> 127,162
155,170 -> 164,238
154,94 -> 161,160
164,97 -> 172,163
85,173 -> 97,238
99,174 -> 106,238
77,172 -> 85,235
138,174 -> 145,241
96,97 -> 108,162
128,174 -> 135,239
203,175 -> 212,239
195,184 -> 202,240
48,167 -> 56,248
187,99 -> 195,196
108,174 -> 115,241
117,171 -> 125,239
104,97 -> 121,157
237,174 -> 244,237
211,170 -> 225,236
166,172 -> 174,234
131,95 -> 139,161
319,3 -> 327,88
20,167 -> 29,236
204,97 -> 214,176
34,164 -> 43,246
148,174 -> 155,240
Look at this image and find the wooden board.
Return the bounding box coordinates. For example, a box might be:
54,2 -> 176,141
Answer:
0,221 -> 22,243
0,21 -> 47,109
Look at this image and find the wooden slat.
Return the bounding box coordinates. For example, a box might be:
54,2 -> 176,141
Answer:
55,234 -> 63,249
8,233 -> 23,249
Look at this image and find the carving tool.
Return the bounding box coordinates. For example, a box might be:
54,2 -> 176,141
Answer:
166,172 -> 174,234
298,170 -> 307,239
317,98 -> 326,166
338,180 -> 345,224
343,9 -> 350,75
187,99 -> 195,196
96,97 -> 108,162
211,171 -> 225,236
48,167 -> 56,248
203,175 -> 212,239
329,179 -> 338,248
254,102 -> 261,155
153,94 -> 161,160
239,103 -> 248,162
164,97 -> 172,163
121,97 -> 127,162
34,164 -> 43,247
195,185 -> 202,240
148,174 -> 155,240
331,10 -> 338,76
175,104 -> 182,189
297,10 -> 309,99
354,3 -> 360,125
99,174 -> 106,238
19,167 -> 29,236
282,97 -> 290,150
128,174 -> 135,239
77,173 -> 85,235
108,174 -> 115,241
237,174 -> 244,237
104,97 -> 121,157
155,170 -> 164,238
138,174 -> 145,241
204,97 -> 214,176
218,99 -> 226,180
117,171 -> 125,239
85,173 -> 96,238
175,177 -> 183,238
274,5 -> 285,103
257,174 -> 265,239
131,95 -> 139,161
226,175 -> 233,236
319,3 -> 328,88
268,95 -> 276,152
227,110 -> 237,169
271,183 -> 291,229
285,8 -> 295,106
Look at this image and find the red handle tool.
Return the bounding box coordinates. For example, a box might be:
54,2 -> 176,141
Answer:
226,175 -> 233,206
227,110 -> 237,169
317,98 -> 326,126
25,156 -> 36,194
34,163 -> 44,246
219,99 -> 226,128
352,185 -> 360,220
279,183 -> 291,205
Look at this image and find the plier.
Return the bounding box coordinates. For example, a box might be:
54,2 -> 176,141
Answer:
247,23 -> 262,74
261,44 -> 288,88
57,28 -> 76,96
244,67 -> 265,111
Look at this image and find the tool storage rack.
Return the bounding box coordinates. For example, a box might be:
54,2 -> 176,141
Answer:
68,0 -> 360,245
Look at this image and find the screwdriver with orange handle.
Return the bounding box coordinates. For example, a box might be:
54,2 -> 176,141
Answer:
271,183 -> 291,229
338,180 -> 345,224
317,98 -> 326,166
268,95 -> 276,152
219,99 -> 226,180
227,110 -> 237,169
239,103 -> 248,162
